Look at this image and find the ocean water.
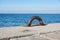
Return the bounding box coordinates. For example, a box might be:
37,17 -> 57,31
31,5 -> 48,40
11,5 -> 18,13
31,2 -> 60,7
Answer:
0,14 -> 60,27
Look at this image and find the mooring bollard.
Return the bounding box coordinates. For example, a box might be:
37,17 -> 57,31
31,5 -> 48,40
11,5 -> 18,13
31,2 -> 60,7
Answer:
27,16 -> 45,27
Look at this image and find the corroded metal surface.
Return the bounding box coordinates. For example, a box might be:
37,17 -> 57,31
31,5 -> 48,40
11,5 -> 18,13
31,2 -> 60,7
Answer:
27,16 -> 45,27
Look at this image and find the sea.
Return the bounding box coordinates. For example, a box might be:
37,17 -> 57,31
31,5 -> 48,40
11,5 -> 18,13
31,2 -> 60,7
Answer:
0,14 -> 60,27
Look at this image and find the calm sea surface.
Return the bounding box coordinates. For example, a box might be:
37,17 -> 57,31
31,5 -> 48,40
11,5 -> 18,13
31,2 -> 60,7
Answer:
0,14 -> 60,27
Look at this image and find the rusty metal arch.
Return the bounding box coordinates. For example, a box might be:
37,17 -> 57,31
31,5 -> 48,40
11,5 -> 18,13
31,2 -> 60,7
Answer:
27,16 -> 45,27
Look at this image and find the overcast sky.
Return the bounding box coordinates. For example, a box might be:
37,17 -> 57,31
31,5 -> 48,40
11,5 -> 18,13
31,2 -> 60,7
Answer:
0,0 -> 60,13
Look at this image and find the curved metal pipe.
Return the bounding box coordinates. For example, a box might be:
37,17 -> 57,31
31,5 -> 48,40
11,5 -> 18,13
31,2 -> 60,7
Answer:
27,16 -> 45,27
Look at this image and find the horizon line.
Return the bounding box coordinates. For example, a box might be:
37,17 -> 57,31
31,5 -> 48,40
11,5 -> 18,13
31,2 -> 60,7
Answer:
0,13 -> 60,14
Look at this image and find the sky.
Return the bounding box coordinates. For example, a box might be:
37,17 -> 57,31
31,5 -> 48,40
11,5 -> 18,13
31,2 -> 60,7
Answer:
0,0 -> 60,13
